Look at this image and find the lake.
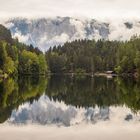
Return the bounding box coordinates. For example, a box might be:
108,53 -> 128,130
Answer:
0,75 -> 140,140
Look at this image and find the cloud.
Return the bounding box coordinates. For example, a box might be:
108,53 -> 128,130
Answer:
92,30 -> 102,41
51,33 -> 70,43
3,22 -> 14,28
38,33 -> 70,52
0,0 -> 140,19
12,30 -> 30,43
3,17 -> 140,52
108,20 -> 140,41
70,19 -> 86,39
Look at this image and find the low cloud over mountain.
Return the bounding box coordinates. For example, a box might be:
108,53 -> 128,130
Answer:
2,17 -> 140,51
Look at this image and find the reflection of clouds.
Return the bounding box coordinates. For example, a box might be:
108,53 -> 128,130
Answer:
85,107 -> 109,123
9,95 -> 140,126
10,96 -> 77,126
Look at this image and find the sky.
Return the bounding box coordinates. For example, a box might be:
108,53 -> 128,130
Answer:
0,0 -> 140,19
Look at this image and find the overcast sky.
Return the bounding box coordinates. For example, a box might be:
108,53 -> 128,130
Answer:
0,0 -> 140,19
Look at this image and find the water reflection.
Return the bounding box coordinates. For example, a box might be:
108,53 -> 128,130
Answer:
10,96 -> 77,126
46,76 -> 140,112
0,76 -> 47,123
0,75 -> 140,126
8,95 -> 140,126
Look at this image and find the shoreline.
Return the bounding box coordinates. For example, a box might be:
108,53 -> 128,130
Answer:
48,72 -> 136,78
0,72 -> 138,79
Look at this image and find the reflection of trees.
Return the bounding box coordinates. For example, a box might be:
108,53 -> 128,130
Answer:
46,76 -> 140,112
0,76 -> 48,123
46,76 -> 117,107
115,77 -> 140,113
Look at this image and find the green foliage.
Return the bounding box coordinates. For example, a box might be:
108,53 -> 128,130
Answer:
115,66 -> 122,74
75,68 -> 86,75
19,50 -> 39,74
46,39 -> 118,73
0,24 -> 48,77
0,24 -> 12,43
134,51 -> 140,74
4,57 -> 15,75
48,52 -> 67,73
46,37 -> 140,76
19,50 -> 49,75
38,54 -> 48,74
0,42 -> 7,70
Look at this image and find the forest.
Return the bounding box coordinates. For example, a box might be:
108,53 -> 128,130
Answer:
46,36 -> 140,77
0,24 -> 47,77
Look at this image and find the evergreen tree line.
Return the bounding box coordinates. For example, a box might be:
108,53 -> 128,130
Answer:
46,36 -> 140,76
0,25 -> 47,77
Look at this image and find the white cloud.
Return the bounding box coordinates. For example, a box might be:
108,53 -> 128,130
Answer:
38,33 -> 70,52
108,20 -> 140,41
13,31 -> 30,43
3,17 -> 140,51
70,19 -> 86,39
40,35 -> 48,45
51,33 -> 70,43
93,30 -> 102,41
3,22 -> 14,28
0,0 -> 140,19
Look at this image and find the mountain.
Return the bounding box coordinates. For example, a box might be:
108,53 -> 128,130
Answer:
0,24 -> 13,44
2,17 -> 140,51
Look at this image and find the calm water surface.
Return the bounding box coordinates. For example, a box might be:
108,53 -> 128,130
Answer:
0,75 -> 140,126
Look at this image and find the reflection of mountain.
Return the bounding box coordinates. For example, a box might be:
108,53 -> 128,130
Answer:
4,17 -> 140,51
8,96 -> 139,126
9,95 -> 110,126
10,96 -> 110,126
10,96 -> 77,126
85,107 -> 109,123
0,77 -> 47,123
